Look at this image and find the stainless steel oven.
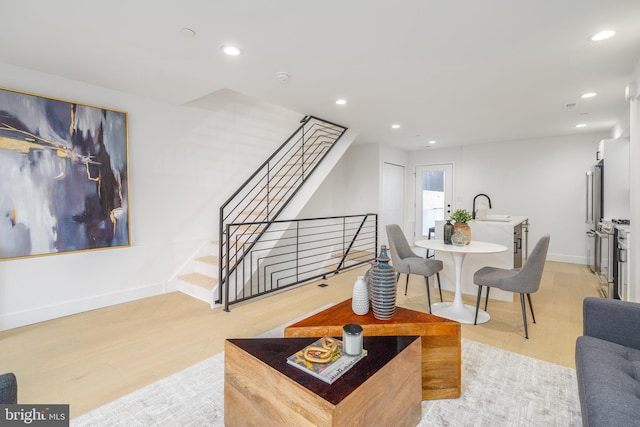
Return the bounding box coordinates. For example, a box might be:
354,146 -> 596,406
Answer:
596,221 -> 615,298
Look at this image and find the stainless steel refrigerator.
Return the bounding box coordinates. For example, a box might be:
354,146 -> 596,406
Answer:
585,161 -> 602,274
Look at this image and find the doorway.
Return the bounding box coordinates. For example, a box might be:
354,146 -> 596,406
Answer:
381,162 -> 405,246
415,164 -> 453,241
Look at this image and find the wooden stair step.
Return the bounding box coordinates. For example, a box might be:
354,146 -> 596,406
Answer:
238,210 -> 268,217
266,185 -> 294,189
284,161 -> 316,167
225,239 -> 251,250
179,272 -> 218,290
248,197 -> 284,204
196,255 -> 219,265
305,132 -> 340,142
315,124 -> 342,132
273,172 -> 302,177
230,224 -> 263,232
323,263 -> 340,271
330,250 -> 376,261
302,134 -> 321,141
304,141 -> 334,148
289,152 -> 324,158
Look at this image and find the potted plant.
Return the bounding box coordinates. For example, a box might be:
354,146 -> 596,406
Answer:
450,208 -> 472,245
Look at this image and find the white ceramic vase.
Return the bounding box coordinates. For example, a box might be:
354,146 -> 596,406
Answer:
352,275 -> 370,315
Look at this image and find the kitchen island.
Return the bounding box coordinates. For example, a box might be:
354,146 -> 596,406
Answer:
433,216 -> 528,302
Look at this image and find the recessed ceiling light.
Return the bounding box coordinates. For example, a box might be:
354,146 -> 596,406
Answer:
576,123 -> 587,128
581,92 -> 597,98
391,124 -> 400,129
335,99 -> 347,105
428,140 -> 437,144
275,71 -> 290,81
181,28 -> 196,37
222,45 -> 242,56
590,30 -> 615,42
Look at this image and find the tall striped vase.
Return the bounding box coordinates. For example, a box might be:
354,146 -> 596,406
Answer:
368,245 -> 397,320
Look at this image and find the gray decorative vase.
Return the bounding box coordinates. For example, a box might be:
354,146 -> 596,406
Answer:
368,245 -> 397,320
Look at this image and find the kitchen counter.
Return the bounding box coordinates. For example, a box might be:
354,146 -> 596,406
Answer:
473,215 -> 528,226
433,216 -> 528,302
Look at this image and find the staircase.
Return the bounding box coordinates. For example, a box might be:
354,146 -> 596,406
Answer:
176,116 -> 362,308
176,240 -> 219,304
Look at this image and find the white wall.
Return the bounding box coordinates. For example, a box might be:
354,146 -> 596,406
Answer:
298,154 -> 347,217
408,133 -> 609,263
0,63 -> 301,330
301,143 -> 409,252
299,143 -> 378,218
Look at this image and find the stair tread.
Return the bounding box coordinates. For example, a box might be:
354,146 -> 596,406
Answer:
238,210 -> 267,215
290,151 -> 327,159
284,162 -> 316,167
179,272 -> 218,290
196,255 -> 219,265
230,224 -> 263,232
305,135 -> 339,141
273,172 -> 302,177
304,140 -> 335,147
246,197 -> 284,204
227,239 -> 249,247
330,250 -> 375,260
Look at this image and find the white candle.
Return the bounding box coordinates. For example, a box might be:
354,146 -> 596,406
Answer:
342,324 -> 363,356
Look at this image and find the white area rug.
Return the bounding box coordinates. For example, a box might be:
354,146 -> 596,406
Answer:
419,342 -> 581,427
73,316 -> 581,426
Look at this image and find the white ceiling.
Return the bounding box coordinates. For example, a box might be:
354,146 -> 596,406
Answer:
2,0 -> 640,150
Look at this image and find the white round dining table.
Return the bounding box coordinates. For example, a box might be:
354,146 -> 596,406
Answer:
414,239 -> 508,324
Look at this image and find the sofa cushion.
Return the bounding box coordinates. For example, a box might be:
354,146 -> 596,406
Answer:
576,336 -> 640,427
0,372 -> 17,404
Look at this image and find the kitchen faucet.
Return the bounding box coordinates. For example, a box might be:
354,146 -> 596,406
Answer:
472,194 -> 492,219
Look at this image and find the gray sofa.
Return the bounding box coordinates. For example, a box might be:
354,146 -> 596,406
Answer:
575,297 -> 640,427
0,372 -> 17,404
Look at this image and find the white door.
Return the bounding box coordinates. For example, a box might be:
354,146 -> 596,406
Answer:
381,162 -> 405,246
415,164 -> 454,241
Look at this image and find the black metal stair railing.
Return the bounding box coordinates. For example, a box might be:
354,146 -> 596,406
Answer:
218,116 -> 348,305
223,214 -> 378,311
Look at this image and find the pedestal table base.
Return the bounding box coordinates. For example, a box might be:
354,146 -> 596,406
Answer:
430,302 -> 490,324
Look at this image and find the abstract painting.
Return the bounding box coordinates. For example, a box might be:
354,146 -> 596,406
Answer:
0,87 -> 129,259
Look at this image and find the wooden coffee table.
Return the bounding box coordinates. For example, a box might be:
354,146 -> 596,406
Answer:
284,299 -> 461,400
225,336 -> 422,426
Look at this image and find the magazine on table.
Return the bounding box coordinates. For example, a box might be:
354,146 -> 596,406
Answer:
286,337 -> 367,384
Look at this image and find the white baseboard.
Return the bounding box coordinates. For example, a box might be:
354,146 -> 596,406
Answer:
546,253 -> 588,265
0,281 -> 166,331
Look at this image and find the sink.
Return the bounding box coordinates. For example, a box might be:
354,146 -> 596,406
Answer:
477,215 -> 512,222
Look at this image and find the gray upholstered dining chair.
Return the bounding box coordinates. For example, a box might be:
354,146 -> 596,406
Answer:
386,224 -> 443,313
472,234 -> 550,338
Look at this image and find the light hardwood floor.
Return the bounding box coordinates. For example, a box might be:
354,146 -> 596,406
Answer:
0,261 -> 599,419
